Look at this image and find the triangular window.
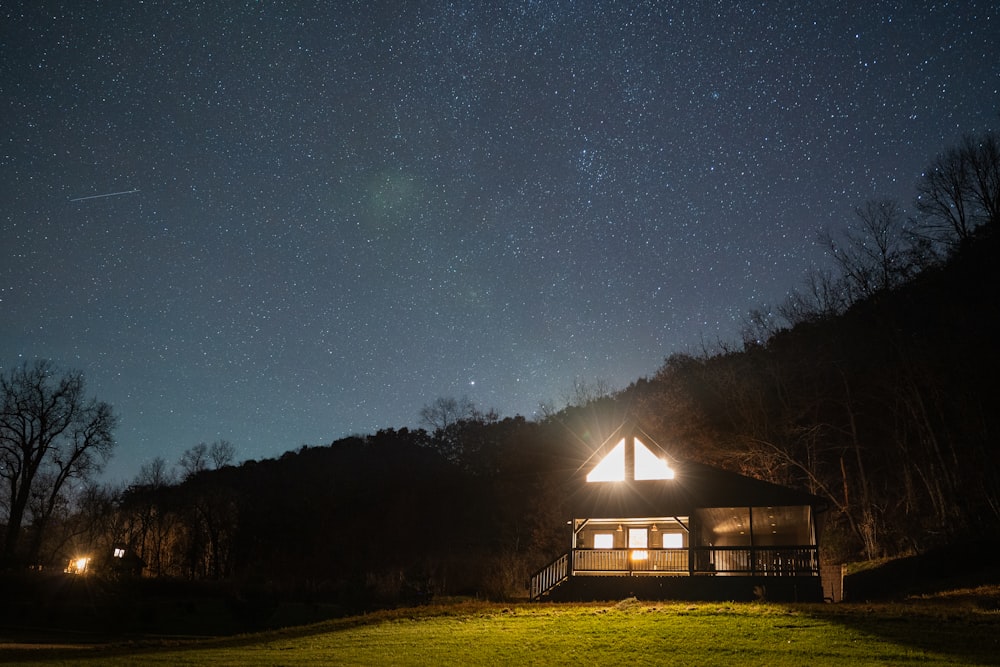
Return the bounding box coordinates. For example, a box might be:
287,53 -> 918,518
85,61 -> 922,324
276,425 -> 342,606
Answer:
634,438 -> 675,480
586,439 -> 626,482
586,437 -> 675,482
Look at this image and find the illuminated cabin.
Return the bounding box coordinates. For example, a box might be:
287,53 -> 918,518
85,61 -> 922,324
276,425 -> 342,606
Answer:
531,423 -> 827,602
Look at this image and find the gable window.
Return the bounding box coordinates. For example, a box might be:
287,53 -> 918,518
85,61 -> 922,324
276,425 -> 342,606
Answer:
587,440 -> 627,482
634,438 -> 675,480
586,437 -> 675,482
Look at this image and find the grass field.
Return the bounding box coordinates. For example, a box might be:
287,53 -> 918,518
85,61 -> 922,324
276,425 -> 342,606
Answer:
3,589 -> 999,666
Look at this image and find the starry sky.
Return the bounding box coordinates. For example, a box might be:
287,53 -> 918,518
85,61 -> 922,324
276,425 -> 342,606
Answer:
2,1 -> 997,483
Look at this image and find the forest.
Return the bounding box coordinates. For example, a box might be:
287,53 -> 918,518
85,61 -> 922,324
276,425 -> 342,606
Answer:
2,129 -> 998,605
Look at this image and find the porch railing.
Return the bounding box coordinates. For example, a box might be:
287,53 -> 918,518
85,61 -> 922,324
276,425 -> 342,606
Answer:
531,546 -> 819,600
530,551 -> 569,600
574,546 -> 819,576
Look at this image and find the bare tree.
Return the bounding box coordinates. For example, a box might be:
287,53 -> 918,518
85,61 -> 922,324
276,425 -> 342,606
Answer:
136,456 -> 175,488
964,131 -> 1000,228
419,396 -> 475,433
122,457 -> 177,577
209,440 -> 236,469
179,443 -> 210,481
179,441 -> 236,481
915,130 -> 1000,249
778,268 -> 850,325
822,199 -> 916,301
563,378 -> 615,408
0,360 -> 117,567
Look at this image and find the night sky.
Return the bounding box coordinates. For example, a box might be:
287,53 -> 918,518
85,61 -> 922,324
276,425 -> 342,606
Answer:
3,1 -> 997,483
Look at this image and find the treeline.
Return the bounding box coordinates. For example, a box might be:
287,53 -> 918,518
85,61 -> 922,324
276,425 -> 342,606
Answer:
7,128 -> 999,602
630,230 -> 999,561
69,419 -> 579,603
624,128 -> 1000,561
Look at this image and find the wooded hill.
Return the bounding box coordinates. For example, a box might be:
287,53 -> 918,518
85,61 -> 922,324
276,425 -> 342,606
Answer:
58,223 -> 995,605
50,130 -> 1000,602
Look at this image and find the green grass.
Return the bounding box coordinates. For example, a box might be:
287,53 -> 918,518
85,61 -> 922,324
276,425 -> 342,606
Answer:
4,593 -> 999,666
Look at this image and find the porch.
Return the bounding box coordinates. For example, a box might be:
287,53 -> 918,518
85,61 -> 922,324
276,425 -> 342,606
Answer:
531,545 -> 819,601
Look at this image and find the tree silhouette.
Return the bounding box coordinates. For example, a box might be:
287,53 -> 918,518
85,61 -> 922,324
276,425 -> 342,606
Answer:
1,360 -> 116,568
915,130 -> 1000,249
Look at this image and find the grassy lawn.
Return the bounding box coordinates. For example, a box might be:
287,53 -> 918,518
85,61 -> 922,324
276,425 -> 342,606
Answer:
3,593 -> 999,666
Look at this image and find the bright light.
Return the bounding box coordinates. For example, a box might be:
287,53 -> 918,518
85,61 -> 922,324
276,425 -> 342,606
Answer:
662,532 -> 684,548
634,438 -> 675,480
593,533 -> 615,549
586,439 -> 626,482
631,550 -> 648,561
66,556 -> 90,574
587,437 -> 676,482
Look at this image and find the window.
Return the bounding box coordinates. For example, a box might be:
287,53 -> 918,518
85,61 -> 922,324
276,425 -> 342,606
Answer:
661,532 -> 684,548
593,533 -> 615,549
586,440 -> 626,482
629,528 -> 648,560
586,437 -> 675,482
633,438 -> 675,480
694,507 -> 751,547
628,528 -> 648,548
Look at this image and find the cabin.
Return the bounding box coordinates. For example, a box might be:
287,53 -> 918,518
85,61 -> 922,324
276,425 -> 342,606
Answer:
530,423 -> 827,602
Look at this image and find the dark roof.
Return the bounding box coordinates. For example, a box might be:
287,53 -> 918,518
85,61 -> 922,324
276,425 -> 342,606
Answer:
569,459 -> 826,518
568,422 -> 826,517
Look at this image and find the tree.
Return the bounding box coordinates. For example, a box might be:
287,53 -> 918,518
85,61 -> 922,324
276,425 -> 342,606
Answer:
0,360 -> 116,567
822,199 -> 918,301
178,440 -> 236,481
915,130 -> 1000,249
419,396 -> 476,433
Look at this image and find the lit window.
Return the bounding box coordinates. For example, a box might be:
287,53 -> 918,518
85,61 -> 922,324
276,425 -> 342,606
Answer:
628,528 -> 648,548
586,438 -> 675,482
634,438 -> 675,480
661,533 -> 684,548
586,440 -> 626,482
114,548 -> 125,558
629,528 -> 648,560
593,533 -> 615,549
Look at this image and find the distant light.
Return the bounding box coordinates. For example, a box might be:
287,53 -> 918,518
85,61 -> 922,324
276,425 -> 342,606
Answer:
66,556 -> 90,574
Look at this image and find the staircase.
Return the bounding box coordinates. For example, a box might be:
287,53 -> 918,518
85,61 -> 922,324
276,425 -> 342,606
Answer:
530,552 -> 570,600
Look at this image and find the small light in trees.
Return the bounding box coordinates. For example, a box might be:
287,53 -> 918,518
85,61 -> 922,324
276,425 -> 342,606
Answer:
66,556 -> 91,574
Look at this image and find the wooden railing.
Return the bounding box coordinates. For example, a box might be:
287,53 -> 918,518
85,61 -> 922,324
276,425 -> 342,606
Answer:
574,546 -> 819,576
574,548 -> 688,572
703,546 -> 819,575
530,551 -> 569,600
531,546 -> 819,600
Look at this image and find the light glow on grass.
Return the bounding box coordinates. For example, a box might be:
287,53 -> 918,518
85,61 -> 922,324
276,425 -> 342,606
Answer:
25,598 -> 1000,666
